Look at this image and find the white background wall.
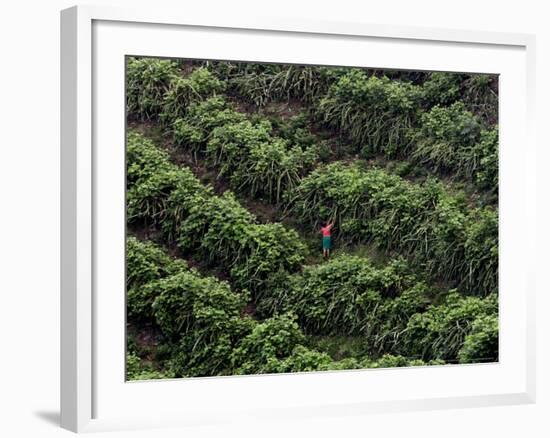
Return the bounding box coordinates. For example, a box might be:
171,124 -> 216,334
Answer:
0,1 -> 547,437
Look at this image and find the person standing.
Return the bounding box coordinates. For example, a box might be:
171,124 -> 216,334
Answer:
320,221 -> 334,258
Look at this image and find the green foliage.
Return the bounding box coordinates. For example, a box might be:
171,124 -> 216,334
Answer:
462,74 -> 499,125
401,292 -> 498,361
206,62 -> 345,106
127,130 -> 308,293
126,353 -> 175,380
126,130 -> 175,186
421,72 -> 466,107
126,58 -> 224,124
207,118 -> 319,202
458,314 -> 499,363
126,133 -> 182,224
270,112 -> 320,147
175,190 -> 257,265
126,236 -> 186,321
151,269 -> 252,377
362,354 -> 445,369
411,102 -> 498,192
209,62 -> 285,106
421,72 -> 498,125
172,97 -> 247,155
316,71 -> 423,157
126,236 -> 184,289
229,222 -> 307,291
126,57 -> 179,120
275,345 -> 335,372
373,283 -> 433,353
206,119 -> 273,176
257,255 -> 432,358
159,167 -> 213,241
125,62 -> 500,378
412,102 -> 482,173
160,67 -> 225,125
463,208 -> 499,293
175,189 -> 307,292
151,269 -> 247,338
173,97 -> 321,203
288,162 -> 498,294
230,313 -> 309,374
472,128 -> 499,192
127,169 -> 183,225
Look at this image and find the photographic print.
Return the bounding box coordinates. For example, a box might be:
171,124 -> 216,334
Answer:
125,57 -> 499,380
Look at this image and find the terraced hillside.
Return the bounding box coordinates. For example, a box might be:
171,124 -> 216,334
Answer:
125,57 -> 499,380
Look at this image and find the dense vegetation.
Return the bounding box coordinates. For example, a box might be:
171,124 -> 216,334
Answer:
125,57 -> 499,380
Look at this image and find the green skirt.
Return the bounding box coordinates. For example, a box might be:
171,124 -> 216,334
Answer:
322,236 -> 332,250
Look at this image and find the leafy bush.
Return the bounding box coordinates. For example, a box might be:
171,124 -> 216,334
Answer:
172,97 -> 247,156
127,169 -> 183,225
316,70 -> 423,157
270,112 -> 321,148
151,269 -> 247,339
288,162 -> 437,247
173,98 -> 321,203
421,72 -> 466,107
127,236 -> 185,289
266,65 -> 348,104
230,313 -> 308,374
233,139 -> 319,202
176,190 -> 307,292
287,162 -> 498,294
229,223 -> 307,291
126,132 -> 182,224
159,168 -> 212,241
127,130 -> 175,186
126,59 -> 226,124
458,314 -> 499,363
126,57 -> 179,120
411,102 -> 498,192
276,346 -> 336,372
472,127 -> 499,192
288,163 -> 406,235
412,102 -> 482,172
125,63 -> 500,377
206,119 -> 273,176
208,62 -> 284,106
126,353 -> 175,380
362,354 -> 445,369
207,119 -> 319,202
400,292 -> 498,361
206,62 -> 345,106
463,208 -> 499,293
175,190 -> 258,266
373,283 -> 432,353
127,237 -> 186,321
421,72 -> 498,125
151,269 -> 252,377
462,74 -> 499,125
160,67 -> 225,125
127,130 -> 308,294
257,256 -> 432,358
423,196 -> 498,293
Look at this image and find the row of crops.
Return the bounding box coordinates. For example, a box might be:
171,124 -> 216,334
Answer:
129,91 -> 497,295
127,233 -> 497,379
128,58 -> 498,194
126,57 -> 499,379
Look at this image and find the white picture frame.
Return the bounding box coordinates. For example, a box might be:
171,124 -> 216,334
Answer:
60,4 -> 537,433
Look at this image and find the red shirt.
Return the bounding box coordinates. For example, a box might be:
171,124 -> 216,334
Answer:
321,225 -> 333,237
